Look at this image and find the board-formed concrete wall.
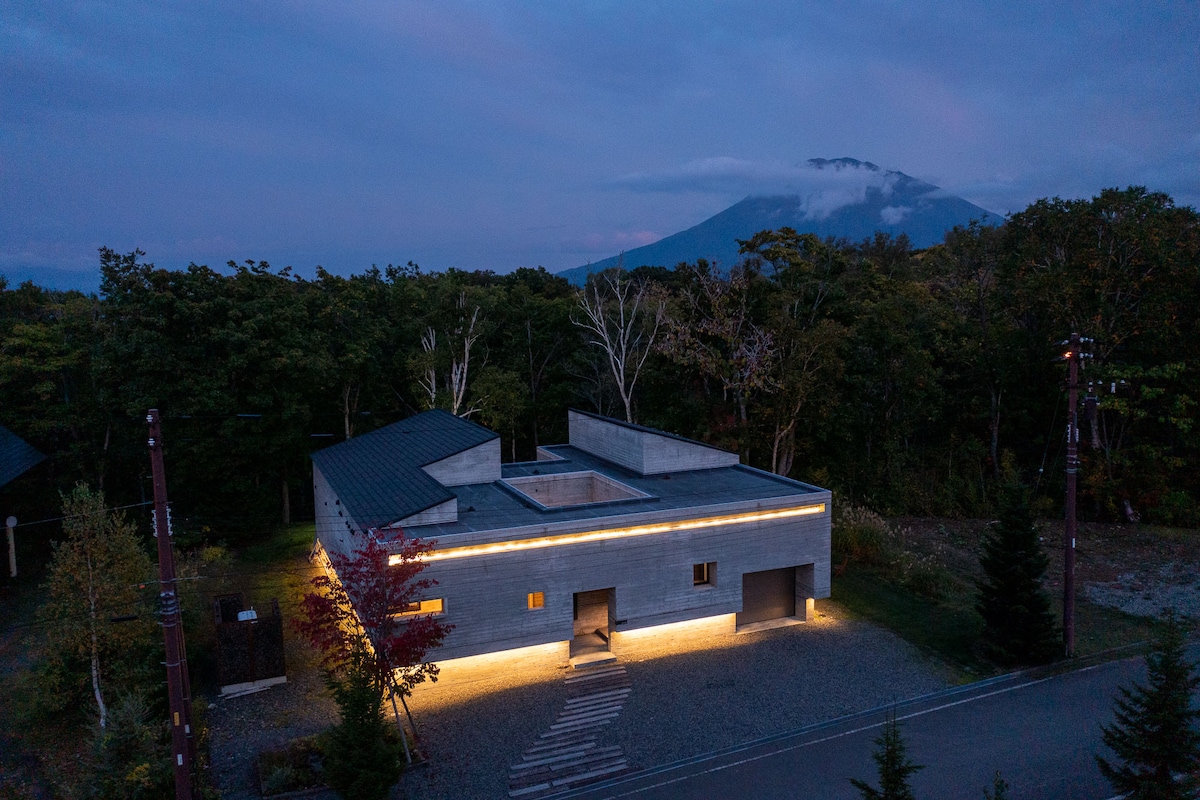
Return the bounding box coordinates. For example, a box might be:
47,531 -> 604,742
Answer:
407,492 -> 830,661
394,498 -> 458,528
314,465 -> 361,560
568,410 -> 740,475
422,439 -> 501,486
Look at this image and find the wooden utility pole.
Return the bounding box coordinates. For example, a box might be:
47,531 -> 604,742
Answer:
1061,334 -> 1091,658
5,516 -> 16,578
147,409 -> 195,800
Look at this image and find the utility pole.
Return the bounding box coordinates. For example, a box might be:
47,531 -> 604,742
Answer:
1061,333 -> 1092,658
5,516 -> 16,578
147,409 -> 195,800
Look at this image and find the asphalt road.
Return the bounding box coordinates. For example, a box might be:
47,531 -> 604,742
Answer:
559,645 -> 1200,800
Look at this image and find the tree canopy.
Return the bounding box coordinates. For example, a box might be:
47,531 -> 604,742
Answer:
2,186 -> 1199,541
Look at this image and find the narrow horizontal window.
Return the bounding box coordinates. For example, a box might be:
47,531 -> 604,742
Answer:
394,598 -> 445,617
527,591 -> 545,610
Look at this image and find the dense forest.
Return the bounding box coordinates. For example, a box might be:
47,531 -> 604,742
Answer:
2,186 -> 1198,544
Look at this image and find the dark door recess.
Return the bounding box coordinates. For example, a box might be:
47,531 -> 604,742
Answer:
736,567 -> 795,626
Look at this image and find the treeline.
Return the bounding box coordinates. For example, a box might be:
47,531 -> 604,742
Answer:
1,186 -> 1198,541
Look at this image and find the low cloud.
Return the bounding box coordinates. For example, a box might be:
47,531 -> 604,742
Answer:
879,205 -> 913,225
565,229 -> 662,254
611,157 -> 908,220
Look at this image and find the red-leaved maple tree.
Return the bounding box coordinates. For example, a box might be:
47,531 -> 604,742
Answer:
294,532 -> 452,699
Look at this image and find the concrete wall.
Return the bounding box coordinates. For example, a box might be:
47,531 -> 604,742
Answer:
502,471 -> 648,508
394,498 -> 458,528
408,492 -> 830,661
314,465 -> 362,560
568,410 -> 739,475
422,439 -> 501,486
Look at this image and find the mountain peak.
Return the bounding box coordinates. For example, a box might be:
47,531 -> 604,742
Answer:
805,157 -> 881,172
558,159 -> 998,285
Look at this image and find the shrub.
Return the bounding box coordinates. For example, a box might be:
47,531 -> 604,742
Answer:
833,505 -> 891,566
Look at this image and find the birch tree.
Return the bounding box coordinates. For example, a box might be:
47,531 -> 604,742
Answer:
658,262 -> 774,458
414,290 -> 483,417
573,268 -> 664,423
39,484 -> 153,729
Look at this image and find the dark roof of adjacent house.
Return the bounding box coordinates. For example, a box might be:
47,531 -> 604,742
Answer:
0,425 -> 46,489
311,409 -> 497,529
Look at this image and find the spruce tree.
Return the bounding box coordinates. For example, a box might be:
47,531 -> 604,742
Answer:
983,771 -> 1010,800
975,484 -> 1060,665
850,712 -> 924,800
1096,610 -> 1200,800
321,644 -> 404,800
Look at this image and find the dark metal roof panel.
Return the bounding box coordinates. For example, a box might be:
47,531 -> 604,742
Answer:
0,426 -> 46,489
311,409 -> 498,529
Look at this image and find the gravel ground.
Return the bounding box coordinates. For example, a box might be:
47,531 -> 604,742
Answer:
394,600 -> 954,800
610,603 -> 955,771
204,641 -> 340,800
1086,562 -> 1200,619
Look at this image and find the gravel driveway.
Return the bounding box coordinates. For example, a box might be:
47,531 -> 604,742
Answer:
206,600 -> 954,799
398,601 -> 954,800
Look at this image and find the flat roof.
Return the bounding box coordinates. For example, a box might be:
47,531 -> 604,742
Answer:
390,444 -> 823,539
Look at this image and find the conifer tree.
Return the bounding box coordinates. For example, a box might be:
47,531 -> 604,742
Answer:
851,712 -> 924,800
983,771 -> 1010,800
975,484 -> 1060,664
321,644 -> 404,800
1096,610 -> 1200,799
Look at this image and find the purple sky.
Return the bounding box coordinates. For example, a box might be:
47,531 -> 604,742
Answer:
3,2 -> 1198,291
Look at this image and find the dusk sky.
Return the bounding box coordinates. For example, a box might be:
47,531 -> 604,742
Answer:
3,2 -> 1198,291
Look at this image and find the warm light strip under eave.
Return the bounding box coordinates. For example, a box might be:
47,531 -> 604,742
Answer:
391,503 -> 826,565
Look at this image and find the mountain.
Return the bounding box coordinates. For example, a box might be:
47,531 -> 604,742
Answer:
559,158 -> 998,284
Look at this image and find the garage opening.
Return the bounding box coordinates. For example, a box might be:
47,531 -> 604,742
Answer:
737,567 -> 796,627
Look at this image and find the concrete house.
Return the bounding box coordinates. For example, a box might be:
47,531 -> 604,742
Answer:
311,409 -> 831,666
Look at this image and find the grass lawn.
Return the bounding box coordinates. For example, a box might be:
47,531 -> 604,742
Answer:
833,564 -> 990,681
837,567 -> 1156,683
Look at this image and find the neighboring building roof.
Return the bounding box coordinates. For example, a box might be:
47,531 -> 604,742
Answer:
0,425 -> 45,489
311,409 -> 498,529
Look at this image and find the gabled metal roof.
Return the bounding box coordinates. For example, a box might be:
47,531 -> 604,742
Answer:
311,409 -> 498,529
0,425 -> 46,489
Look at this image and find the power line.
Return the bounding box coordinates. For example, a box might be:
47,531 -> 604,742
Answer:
9,501 -> 155,530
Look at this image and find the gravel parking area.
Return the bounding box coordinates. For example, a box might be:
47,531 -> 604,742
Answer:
398,600 -> 954,799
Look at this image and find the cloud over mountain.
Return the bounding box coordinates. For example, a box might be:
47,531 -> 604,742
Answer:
611,157 -> 921,221
560,157 -> 999,284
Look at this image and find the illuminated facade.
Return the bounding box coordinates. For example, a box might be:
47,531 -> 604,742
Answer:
312,409 -> 831,662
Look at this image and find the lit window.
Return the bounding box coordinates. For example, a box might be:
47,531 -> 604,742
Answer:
693,562 -> 715,586
527,591 -> 545,610
394,598 -> 444,617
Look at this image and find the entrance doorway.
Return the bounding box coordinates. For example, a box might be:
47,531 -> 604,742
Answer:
571,588 -> 615,658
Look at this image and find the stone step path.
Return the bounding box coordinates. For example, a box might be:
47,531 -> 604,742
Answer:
507,663 -> 633,798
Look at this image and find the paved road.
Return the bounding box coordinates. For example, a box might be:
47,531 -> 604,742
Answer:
559,645 -> 1200,800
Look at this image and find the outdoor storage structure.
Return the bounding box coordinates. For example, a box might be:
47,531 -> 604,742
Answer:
311,409 -> 831,664
213,593 -> 288,695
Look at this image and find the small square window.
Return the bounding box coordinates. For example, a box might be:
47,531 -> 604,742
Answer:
527,591 -> 545,610
693,562 -> 715,586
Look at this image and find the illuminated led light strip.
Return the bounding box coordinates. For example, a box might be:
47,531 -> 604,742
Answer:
390,503 -> 825,565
